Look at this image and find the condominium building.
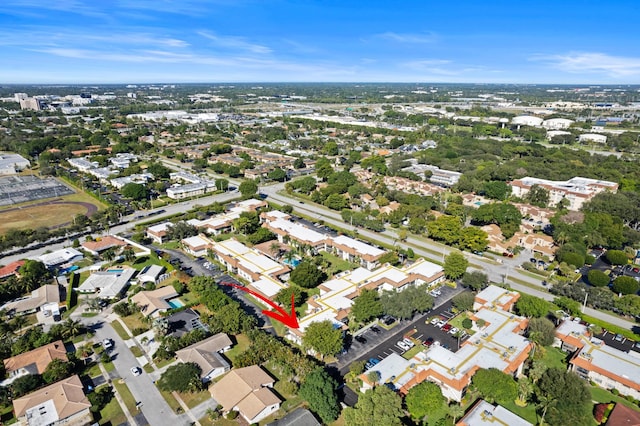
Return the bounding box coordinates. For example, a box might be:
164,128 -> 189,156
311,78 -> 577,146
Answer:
210,238 -> 289,283
509,176 -> 618,210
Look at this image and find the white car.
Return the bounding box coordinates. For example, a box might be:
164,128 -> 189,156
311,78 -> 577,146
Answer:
130,366 -> 142,376
396,340 -> 411,351
402,338 -> 415,348
430,318 -> 440,325
449,327 -> 460,335
102,339 -> 113,350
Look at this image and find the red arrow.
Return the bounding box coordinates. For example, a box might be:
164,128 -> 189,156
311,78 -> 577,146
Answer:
219,282 -> 299,329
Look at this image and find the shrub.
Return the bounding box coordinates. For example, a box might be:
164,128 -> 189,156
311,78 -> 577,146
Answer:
612,276 -> 639,295
462,318 -> 473,329
226,410 -> 239,420
587,270 -> 610,287
606,250 -> 628,266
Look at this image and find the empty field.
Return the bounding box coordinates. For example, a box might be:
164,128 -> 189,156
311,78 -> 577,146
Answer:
0,201 -> 94,233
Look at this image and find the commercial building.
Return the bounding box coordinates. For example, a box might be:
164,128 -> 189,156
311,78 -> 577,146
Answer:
555,319 -> 640,400
509,176 -> 618,211
579,133 -> 608,144
511,115 -> 543,128
359,286 -> 531,402
12,375 -> 92,426
542,118 -> 574,130
0,153 -> 30,175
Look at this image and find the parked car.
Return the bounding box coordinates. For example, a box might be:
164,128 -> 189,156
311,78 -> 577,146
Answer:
382,316 -> 396,326
402,338 -> 415,348
442,324 -> 452,332
370,326 -> 380,334
130,367 -> 142,376
614,334 -> 625,342
430,318 -> 440,325
449,327 -> 460,335
397,340 -> 411,351
436,320 -> 447,329
368,358 -> 380,367
423,337 -> 434,346
102,339 -> 113,350
355,335 -> 367,344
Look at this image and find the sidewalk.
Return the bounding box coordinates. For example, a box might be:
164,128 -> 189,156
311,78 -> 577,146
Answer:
98,362 -> 137,426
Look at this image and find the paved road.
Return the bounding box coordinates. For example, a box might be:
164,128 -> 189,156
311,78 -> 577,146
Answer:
262,187 -> 639,333
76,313 -> 190,426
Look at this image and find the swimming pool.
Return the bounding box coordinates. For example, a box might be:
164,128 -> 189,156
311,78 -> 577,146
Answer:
167,298 -> 184,309
107,269 -> 124,273
283,258 -> 300,268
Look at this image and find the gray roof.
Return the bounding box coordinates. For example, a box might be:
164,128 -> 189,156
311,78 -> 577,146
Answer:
267,408 -> 321,426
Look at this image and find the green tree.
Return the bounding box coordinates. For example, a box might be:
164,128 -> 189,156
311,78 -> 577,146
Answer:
215,178 -> 229,191
537,368 -> 591,426
274,287 -> 305,312
299,368 -> 340,424
11,374 -> 42,397
461,271 -> 488,291
290,260 -> 326,289
18,260 -> 51,291
451,292 -> 475,312
238,179 -> 258,198
606,250 -> 628,266
471,368 -> 517,405
88,385 -> 114,413
515,294 -> 551,318
121,182 -> 149,201
157,362 -> 202,393
267,167 -> 287,182
526,184 -> 550,207
587,269 -> 610,287
405,381 -> 446,421
343,386 -> 403,426
324,193 -> 348,210
527,317 -> 556,346
351,289 -> 383,323
444,251 -> 468,280
42,359 -> 74,384
315,157 -> 334,181
303,320 -> 343,359
612,276 -> 639,295
482,181 -> 510,200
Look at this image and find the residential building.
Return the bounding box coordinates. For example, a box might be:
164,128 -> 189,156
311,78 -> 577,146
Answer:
0,260 -> 25,279
137,264 -> 166,285
290,259 -> 444,343
77,267 -> 136,299
2,284 -> 61,315
605,403 -> 640,426
457,400 -> 533,426
555,319 -> 640,400
38,248 -> 83,269
209,365 -> 281,424
146,222 -> 173,244
359,286 -> 531,402
12,375 -> 92,426
189,198 -> 267,235
109,173 -> 153,189
579,133 -> 608,144
81,235 -> 127,256
2,341 -> 68,386
329,235 -> 386,269
67,157 -> 98,172
509,176 -> 618,210
165,308 -> 207,338
132,286 -> 179,317
181,234 -> 212,257
210,238 -> 290,283
175,333 -> 233,382
267,408 -> 322,426
166,181 -> 217,199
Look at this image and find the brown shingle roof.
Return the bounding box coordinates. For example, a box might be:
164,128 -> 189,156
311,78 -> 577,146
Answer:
175,333 -> 232,378
131,285 -> 178,317
4,340 -> 68,376
209,365 -> 276,411
12,375 -> 90,419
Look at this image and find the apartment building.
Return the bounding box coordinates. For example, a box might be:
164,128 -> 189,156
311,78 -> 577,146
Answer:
509,176 -> 618,211
209,238 -> 289,283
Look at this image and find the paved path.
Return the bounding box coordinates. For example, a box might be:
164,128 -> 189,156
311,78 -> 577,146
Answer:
98,362 -> 138,426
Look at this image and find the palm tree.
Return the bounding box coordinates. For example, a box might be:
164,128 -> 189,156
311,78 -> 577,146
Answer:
269,242 -> 281,259
10,315 -> 29,335
448,403 -> 465,425
537,395 -> 556,426
517,377 -> 534,406
61,318 -> 82,339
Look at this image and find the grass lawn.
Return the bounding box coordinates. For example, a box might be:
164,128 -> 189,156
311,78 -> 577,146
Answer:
0,404 -> 16,425
143,364 -> 155,373
154,357 -> 176,369
538,346 -> 569,369
329,413 -> 347,426
500,399 -> 538,424
178,389 -> 211,409
402,345 -> 423,360
180,291 -> 200,305
129,345 -> 144,357
109,320 -> 131,340
448,312 -> 475,335
581,313 -> 640,340
103,360 -> 116,373
98,392 -> 127,426
320,251 -> 356,276
120,312 -> 150,335
0,201 -> 92,233
162,241 -> 180,250
84,362 -> 102,378
225,334 -> 251,364
113,380 -> 137,414
159,390 -> 182,413
590,386 -> 640,412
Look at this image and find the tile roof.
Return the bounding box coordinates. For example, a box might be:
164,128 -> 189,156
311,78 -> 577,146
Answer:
12,375 -> 90,419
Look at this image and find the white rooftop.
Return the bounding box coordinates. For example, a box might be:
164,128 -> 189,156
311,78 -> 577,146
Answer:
363,353 -> 413,390
251,276 -> 287,298
268,218 -> 326,244
182,235 -> 210,248
331,235 -> 385,257
77,267 -> 136,298
37,248 -> 83,267
462,400 -> 533,426
147,222 -> 173,233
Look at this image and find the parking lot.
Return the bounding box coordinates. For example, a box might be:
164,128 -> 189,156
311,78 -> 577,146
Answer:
336,286 -> 467,376
594,328 -> 640,353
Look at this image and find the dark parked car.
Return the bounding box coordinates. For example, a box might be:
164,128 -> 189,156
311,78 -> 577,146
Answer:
355,335 -> 367,344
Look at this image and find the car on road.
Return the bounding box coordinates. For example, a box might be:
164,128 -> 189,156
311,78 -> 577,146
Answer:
355,335 -> 367,344
130,366 -> 142,376
102,339 -> 113,351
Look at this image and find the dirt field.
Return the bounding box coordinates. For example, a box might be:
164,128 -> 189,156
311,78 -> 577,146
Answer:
0,199 -> 99,233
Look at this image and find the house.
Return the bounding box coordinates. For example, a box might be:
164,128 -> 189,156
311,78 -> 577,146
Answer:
0,260 -> 25,279
81,235 -> 128,256
146,222 -> 173,244
554,319 -> 640,400
457,400 -> 533,426
605,403 -> 640,426
137,264 -> 166,285
2,341 -> 68,386
38,248 -> 83,269
12,375 -> 92,426
166,308 -> 208,338
2,284 -> 61,315
131,286 -> 179,317
181,234 -> 211,257
175,333 -> 233,382
267,408 -> 322,426
209,365 -> 281,424
76,267 -> 136,299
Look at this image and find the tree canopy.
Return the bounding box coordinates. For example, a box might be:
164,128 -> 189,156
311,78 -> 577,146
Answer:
303,320 -> 343,359
121,182 -> 149,200
299,368 -> 340,424
527,317 -> 556,346
405,381 -> 446,421
471,368 -> 517,405
290,260 -> 327,289
351,289 -> 383,323
343,385 -> 404,426
538,368 -> 591,426
612,276 -> 639,295
444,251 -> 469,280
157,362 -> 202,393
515,294 -> 551,318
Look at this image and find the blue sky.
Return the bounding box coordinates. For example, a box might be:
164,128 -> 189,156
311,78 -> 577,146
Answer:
1,0 -> 639,84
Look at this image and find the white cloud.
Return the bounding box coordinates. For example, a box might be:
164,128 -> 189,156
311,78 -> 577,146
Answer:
375,32 -> 438,44
533,52 -> 640,77
197,31 -> 271,54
